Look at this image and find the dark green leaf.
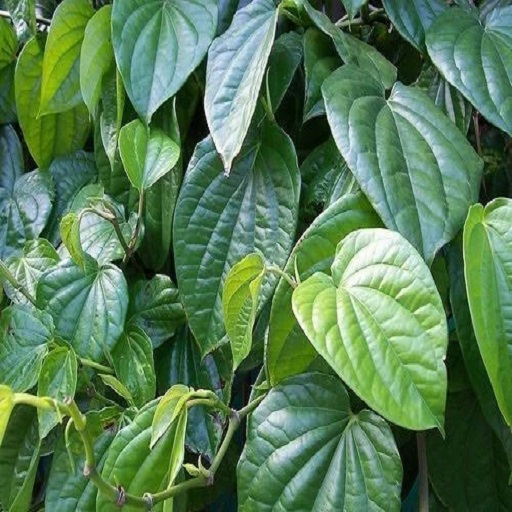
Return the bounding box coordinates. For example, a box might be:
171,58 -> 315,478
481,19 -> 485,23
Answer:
342,0 -> 368,20
0,125 -> 22,193
0,63 -> 17,124
0,18 -> 17,71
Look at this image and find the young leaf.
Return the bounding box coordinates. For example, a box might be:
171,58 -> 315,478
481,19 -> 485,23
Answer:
463,199 -> 512,425
118,119 -> 180,192
323,65 -> 483,264
39,0 -> 94,115
174,122 -> 300,357
222,252 -> 265,371
238,373 -> 403,511
0,386 -> 15,446
292,228 -> 448,432
98,374 -> 135,407
37,346 -> 78,439
15,36 -> 90,169
112,0 -> 218,123
342,0 -> 368,20
0,18 -> 17,71
205,0 -> 279,173
426,5 -> 512,135
0,305 -> 53,392
37,257 -> 128,362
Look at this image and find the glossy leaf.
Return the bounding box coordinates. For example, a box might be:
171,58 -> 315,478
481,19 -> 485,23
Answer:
463,199 -> 512,425
111,326 -> 156,409
0,305 -> 53,392
0,19 -> 17,71
342,0 -> 368,20
15,36 -> 90,169
98,374 -> 134,407
39,0 -> 94,114
112,0 -> 218,123
292,228 -> 448,431
238,373 -> 402,511
0,386 -> 15,446
37,346 -> 78,438
426,6 -> 512,135
37,257 -> 128,362
323,65 -> 483,263
118,119 -> 180,192
174,122 -> 300,357
222,252 -> 265,370
205,0 -> 279,173
267,193 -> 381,385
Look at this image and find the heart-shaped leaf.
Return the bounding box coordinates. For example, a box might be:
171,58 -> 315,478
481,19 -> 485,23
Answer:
463,199 -> 512,425
112,0 -> 218,123
426,6 -> 512,135
323,65 -> 483,263
292,228 -> 448,431
174,121 -> 300,357
238,373 -> 402,511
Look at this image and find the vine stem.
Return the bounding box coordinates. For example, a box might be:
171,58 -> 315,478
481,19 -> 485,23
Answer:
0,259 -> 37,306
336,8 -> 386,27
79,357 -> 114,376
266,265 -> 297,289
417,432 -> 429,512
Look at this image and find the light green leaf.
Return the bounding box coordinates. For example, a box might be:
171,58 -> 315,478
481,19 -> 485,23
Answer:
238,373 -> 402,511
60,212 -> 84,267
222,252 -> 265,371
174,122 -> 300,357
266,193 -> 381,385
0,19 -> 17,71
382,0 -> 447,52
98,374 -> 134,407
0,305 -> 53,392
127,275 -> 186,349
426,6 -> 512,135
15,36 -> 90,169
463,199 -> 512,425
292,228 -> 448,431
342,0 -> 368,20
4,239 -> 60,305
0,386 -> 15,446
37,257 -> 128,362
118,119 -> 180,192
322,65 -> 483,263
80,5 -> 114,115
112,0 -> 218,123
111,326 -> 155,409
37,346 -> 78,439
39,0 -> 94,114
205,0 -> 279,173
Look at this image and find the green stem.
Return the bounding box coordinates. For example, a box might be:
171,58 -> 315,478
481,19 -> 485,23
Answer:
0,260 -> 37,306
417,432 -> 429,512
335,8 -> 385,27
79,358 -> 115,376
266,265 -> 297,289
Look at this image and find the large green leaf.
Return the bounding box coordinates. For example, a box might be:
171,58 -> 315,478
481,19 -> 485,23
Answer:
0,305 -> 53,392
39,0 -> 94,114
15,36 -> 90,169
0,386 -> 15,447
127,275 -> 186,349
266,193 -> 381,385
0,63 -> 17,124
238,373 -> 402,511
292,228 -> 448,431
112,0 -> 218,123
0,124 -> 22,193
382,0 -> 447,52
426,6 -> 512,135
322,65 -> 483,263
37,346 -> 78,438
0,19 -> 17,71
463,199 -> 512,425
205,0 -> 279,173
427,390 -> 512,510
174,122 -> 300,357
37,257 -> 128,362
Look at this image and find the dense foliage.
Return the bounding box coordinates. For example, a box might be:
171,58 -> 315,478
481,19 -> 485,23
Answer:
0,0 -> 511,510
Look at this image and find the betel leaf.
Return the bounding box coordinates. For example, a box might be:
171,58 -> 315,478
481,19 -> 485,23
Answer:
174,121 -> 300,357
0,125 -> 22,191
0,386 -> 15,447
342,0 -> 368,20
382,0 -> 447,52
127,275 -> 186,349
4,239 -> 60,305
99,374 -> 135,407
39,0 -> 94,115
266,192 -> 381,385
80,5 -> 114,115
292,228 -> 448,431
205,0 -> 279,173
118,119 -> 180,192
15,36 -> 90,169
463,199 -> 512,425
427,390 -> 512,510
37,257 -> 128,362
6,0 -> 36,43
238,373 -> 402,511
322,65 -> 483,264
111,326 -> 156,409
222,252 -> 265,371
0,305 -> 53,392
0,18 -> 17,71
0,63 -> 17,125
112,0 -> 218,123
37,346 -> 78,439
426,6 -> 512,135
